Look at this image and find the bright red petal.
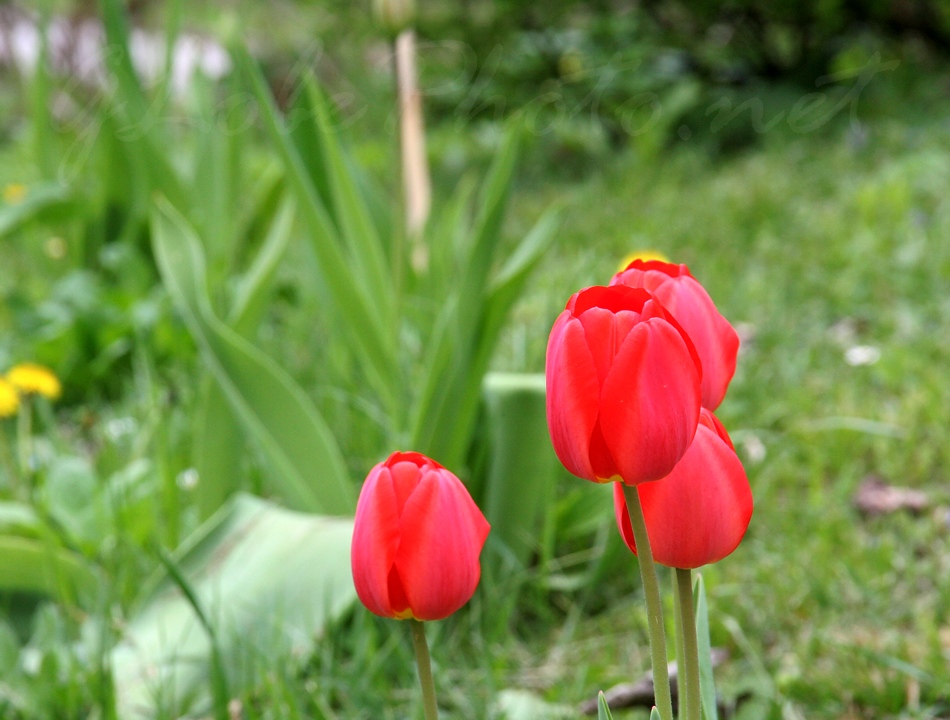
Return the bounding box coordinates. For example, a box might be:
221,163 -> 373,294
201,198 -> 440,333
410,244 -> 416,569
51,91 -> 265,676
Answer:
648,277 -> 739,410
394,469 -> 491,620
599,319 -> 701,484
638,412 -> 752,568
351,465 -> 402,618
546,313 -> 602,482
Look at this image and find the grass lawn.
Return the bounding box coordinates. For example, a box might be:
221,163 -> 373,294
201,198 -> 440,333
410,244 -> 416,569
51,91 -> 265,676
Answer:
1,29 -> 949,718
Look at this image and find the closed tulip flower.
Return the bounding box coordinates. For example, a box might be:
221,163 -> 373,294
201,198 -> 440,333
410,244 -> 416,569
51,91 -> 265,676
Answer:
610,260 -> 739,410
613,408 -> 753,569
351,451 -> 490,621
546,285 -> 702,486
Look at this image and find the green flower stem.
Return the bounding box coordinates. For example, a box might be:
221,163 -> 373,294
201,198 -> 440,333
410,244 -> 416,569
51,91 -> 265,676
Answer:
622,483 -> 674,720
672,570 -> 687,720
675,568 -> 701,720
410,619 -> 439,720
0,425 -> 17,495
16,399 -> 32,485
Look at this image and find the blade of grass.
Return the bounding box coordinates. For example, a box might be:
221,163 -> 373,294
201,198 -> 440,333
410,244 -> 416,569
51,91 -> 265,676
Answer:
155,548 -> 230,720
693,574 -> 719,720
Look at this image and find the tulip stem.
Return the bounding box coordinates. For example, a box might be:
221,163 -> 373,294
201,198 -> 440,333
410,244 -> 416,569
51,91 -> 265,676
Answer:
675,568 -> 701,720
622,483 -> 674,720
410,619 -> 439,720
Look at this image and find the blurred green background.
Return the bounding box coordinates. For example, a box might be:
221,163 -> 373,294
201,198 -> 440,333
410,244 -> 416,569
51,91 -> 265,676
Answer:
1,0 -> 949,718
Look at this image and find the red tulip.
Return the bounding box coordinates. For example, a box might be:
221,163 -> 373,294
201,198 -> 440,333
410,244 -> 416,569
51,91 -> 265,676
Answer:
545,285 -> 702,486
613,408 -> 753,568
611,260 -> 739,410
351,451 -> 490,621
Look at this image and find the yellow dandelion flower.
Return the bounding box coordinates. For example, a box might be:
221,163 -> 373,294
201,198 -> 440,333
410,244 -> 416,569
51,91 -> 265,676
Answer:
0,378 -> 18,418
3,183 -> 27,205
6,363 -> 62,401
617,249 -> 669,273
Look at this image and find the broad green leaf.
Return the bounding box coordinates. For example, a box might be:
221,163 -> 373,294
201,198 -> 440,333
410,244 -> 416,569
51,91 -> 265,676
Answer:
0,502 -> 39,534
0,183 -> 75,239
229,197 -> 296,335
112,493 -> 356,718
151,199 -> 354,514
304,77 -> 394,322
99,0 -> 189,212
456,123 -> 522,336
597,692 -> 615,720
495,689 -> 574,719
480,373 -> 559,569
0,536 -> 97,604
193,198 -> 297,518
412,207 -> 558,466
233,44 -> 397,413
694,574 -> 719,720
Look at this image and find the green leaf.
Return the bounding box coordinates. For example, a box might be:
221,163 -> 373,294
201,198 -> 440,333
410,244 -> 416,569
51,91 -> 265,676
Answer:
232,44 -> 398,413
192,198 -> 297,518
694,574 -> 719,720
229,197 -> 296,335
151,199 -> 354,515
0,536 -> 98,604
304,77 -> 395,322
651,707 -> 662,720
411,206 -> 559,467
0,183 -> 76,239
112,493 -> 356,718
99,0 -> 189,212
480,373 -> 559,569
597,692 -> 614,720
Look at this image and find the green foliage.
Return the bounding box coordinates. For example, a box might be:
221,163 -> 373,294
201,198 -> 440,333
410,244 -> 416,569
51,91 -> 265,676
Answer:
2,1 -> 950,719
151,200 -> 354,515
112,493 -> 356,717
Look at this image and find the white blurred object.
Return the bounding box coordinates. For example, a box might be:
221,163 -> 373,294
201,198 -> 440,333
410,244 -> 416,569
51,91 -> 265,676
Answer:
844,344 -> 881,366
0,7 -> 230,97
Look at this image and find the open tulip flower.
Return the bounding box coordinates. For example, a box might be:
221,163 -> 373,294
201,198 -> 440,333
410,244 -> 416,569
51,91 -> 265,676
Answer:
610,259 -> 739,410
351,451 -> 490,622
613,407 -> 753,569
545,285 -> 702,486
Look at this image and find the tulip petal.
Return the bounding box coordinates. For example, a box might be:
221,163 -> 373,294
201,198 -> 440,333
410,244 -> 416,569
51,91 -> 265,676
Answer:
614,410 -> 753,568
546,314 -> 601,482
394,469 -> 491,620
576,307 -> 641,388
351,466 -> 401,617
599,319 -> 701,484
651,277 -> 739,410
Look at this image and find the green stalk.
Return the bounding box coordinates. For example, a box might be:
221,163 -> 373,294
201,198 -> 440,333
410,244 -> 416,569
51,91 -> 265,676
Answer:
0,424 -> 18,495
672,569 -> 686,720
622,483 -> 674,720
16,399 -> 32,485
675,568 -> 701,720
410,620 -> 439,720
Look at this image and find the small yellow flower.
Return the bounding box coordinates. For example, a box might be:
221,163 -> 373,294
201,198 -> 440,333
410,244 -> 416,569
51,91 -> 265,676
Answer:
0,379 -> 19,418
6,363 -> 62,401
3,183 -> 27,205
617,249 -> 669,273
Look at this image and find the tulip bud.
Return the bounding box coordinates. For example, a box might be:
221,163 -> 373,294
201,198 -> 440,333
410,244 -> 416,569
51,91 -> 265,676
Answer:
545,285 -> 702,486
613,408 -> 753,568
373,0 -> 416,35
610,259 -> 739,410
351,451 -> 490,621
